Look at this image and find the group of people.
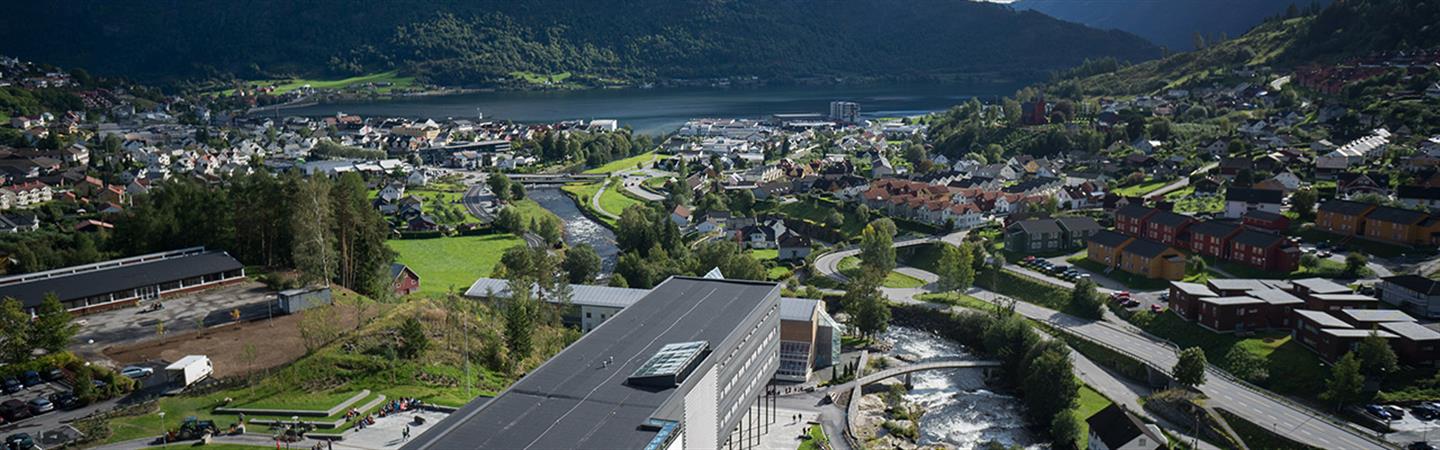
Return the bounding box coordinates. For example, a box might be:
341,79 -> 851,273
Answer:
349,397 -> 426,432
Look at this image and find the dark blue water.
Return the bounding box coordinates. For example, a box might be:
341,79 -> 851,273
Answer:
284,82 -> 1021,135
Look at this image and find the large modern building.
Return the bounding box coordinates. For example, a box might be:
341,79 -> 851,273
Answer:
0,247 -> 245,315
412,276 -> 783,450
465,277 -> 841,380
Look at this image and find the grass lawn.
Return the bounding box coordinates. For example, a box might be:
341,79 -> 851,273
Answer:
218,71 -> 415,95
751,249 -> 779,260
509,198 -> 562,226
767,265 -> 793,281
839,257 -> 929,288
583,151 -> 663,175
1167,188 -> 1223,214
915,292 -> 993,311
511,71 -> 572,85
796,424 -> 830,450
599,183 -> 644,216
898,243 -> 945,274
230,390 -> 361,411
1075,384 -> 1114,449
388,234 -> 525,294
1134,311 -> 1326,397
776,198 -> 862,236
1112,178 -> 1172,197
560,182 -> 645,228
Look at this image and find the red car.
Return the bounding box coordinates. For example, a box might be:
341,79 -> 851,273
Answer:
1151,304 -> 1165,313
1109,291 -> 1132,302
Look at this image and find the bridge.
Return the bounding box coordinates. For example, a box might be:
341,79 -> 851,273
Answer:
506,173 -> 608,185
832,358 -> 1001,393
834,357 -> 1001,444
812,236 -> 939,283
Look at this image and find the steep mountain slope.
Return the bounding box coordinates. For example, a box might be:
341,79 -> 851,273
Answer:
1010,0 -> 1330,51
1047,0 -> 1440,97
0,0 -> 1161,87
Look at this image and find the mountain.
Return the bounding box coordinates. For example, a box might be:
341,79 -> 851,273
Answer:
0,0 -> 1161,88
1009,0 -> 1331,51
1047,0 -> 1440,97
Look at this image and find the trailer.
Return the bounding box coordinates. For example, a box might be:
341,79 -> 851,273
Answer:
164,355 -> 213,388
275,287 -> 333,315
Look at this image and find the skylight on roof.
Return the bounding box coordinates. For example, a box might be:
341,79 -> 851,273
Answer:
628,341 -> 708,388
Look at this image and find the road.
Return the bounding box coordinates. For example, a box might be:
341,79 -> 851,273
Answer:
810,237 -> 1392,449
460,182 -> 496,223
1146,162 -> 1218,200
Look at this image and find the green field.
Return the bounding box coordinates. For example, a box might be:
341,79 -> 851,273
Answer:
583,151 -> 664,175
776,198 -> 863,236
560,182 -> 646,228
751,249 -> 779,260
509,198 -> 562,226
839,257 -> 929,289
1112,178 -> 1172,197
219,71 -> 416,95
388,234 -> 526,294
1075,384 -> 1114,449
511,71 -> 573,85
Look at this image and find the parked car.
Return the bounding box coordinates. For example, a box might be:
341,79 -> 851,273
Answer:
42,368 -> 63,382
4,433 -> 34,450
1110,291 -> 1132,302
1151,304 -> 1166,313
0,399 -> 30,422
1411,404 -> 1439,420
1366,404 -> 1391,420
1409,442 -> 1439,450
120,366 -> 154,379
1384,405 -> 1407,419
1158,292 -> 1170,302
1,378 -> 21,394
25,398 -> 52,415
49,391 -> 83,410
19,371 -> 40,387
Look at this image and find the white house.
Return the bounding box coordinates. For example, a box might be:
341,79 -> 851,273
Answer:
1086,404 -> 1165,450
1223,187 -> 1284,219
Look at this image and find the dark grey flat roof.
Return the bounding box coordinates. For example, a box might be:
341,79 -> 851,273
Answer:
405,276 -> 779,450
0,252 -> 243,309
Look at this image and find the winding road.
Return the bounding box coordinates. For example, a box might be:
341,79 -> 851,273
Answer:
812,235 -> 1392,450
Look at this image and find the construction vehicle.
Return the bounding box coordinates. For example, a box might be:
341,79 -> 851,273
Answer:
169,417 -> 219,441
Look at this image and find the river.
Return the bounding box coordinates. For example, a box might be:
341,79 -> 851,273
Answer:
881,326 -> 1045,450
526,187 -> 620,273
283,82 -> 1021,135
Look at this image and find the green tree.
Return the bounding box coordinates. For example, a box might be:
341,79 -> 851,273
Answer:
29,294 -> 78,353
1344,252 -> 1368,276
858,219 -> 897,278
510,182 -> 527,200
536,217 -> 563,246
503,291 -> 535,369
1173,347 -> 1208,388
1070,278 -> 1104,319
1355,331 -> 1399,378
1321,352 -> 1366,409
1224,347 -> 1269,383
1300,253 -> 1320,269
1022,340 -> 1078,426
825,211 -> 845,228
1293,188 -> 1318,218
936,244 -> 975,292
398,316 -> 430,359
0,298 -> 31,362
487,173 -> 513,202
1049,411 -> 1082,450
843,274 -> 889,338
495,206 -> 526,233
292,178 -> 336,286
563,244 -> 602,283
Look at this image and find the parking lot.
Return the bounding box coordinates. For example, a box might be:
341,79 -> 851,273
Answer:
71,282 -> 275,362
1366,403 -> 1440,447
1014,257 -> 1169,314
0,375 -> 88,441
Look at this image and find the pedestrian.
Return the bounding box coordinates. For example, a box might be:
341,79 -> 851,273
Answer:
328,440 -> 333,450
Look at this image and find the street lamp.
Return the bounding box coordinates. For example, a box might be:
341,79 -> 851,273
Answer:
158,411 -> 167,448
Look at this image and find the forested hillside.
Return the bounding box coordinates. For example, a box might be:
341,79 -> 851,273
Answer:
1010,0 -> 1329,51
1043,0 -> 1440,98
0,0 -> 1160,88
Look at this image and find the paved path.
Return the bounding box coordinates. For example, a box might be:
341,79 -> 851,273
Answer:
621,174 -> 667,202
589,181 -> 621,221
813,237 -> 940,283
1145,162 -> 1217,200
